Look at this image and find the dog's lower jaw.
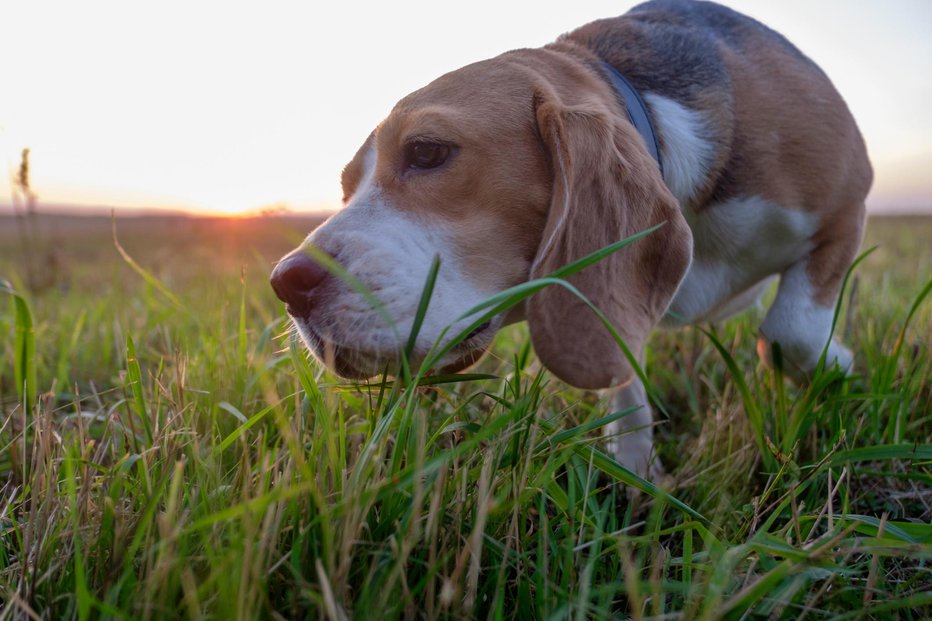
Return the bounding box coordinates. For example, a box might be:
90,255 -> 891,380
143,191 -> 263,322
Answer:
291,315 -> 495,380
437,346 -> 488,375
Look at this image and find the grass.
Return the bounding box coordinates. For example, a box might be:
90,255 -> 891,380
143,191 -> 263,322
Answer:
0,212 -> 930,619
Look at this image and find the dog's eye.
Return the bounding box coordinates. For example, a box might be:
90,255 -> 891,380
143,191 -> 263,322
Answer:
404,141 -> 450,170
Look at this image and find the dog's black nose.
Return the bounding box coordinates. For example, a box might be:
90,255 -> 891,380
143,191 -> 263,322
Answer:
270,252 -> 329,316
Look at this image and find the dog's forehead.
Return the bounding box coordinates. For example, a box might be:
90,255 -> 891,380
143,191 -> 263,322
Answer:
387,58 -> 537,131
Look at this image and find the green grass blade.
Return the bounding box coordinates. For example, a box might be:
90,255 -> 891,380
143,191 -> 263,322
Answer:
455,224 -> 664,321
839,514 -> 926,544
824,246 -> 877,362
238,266 -> 248,368
534,415 -> 710,525
404,254 -> 441,362
297,242 -> 397,333
698,325 -> 772,470
1,279 -> 37,410
828,443 -> 932,465
890,275 -> 932,365
717,558 -> 797,617
827,592 -> 932,621
409,372 -> 498,387
125,335 -> 153,444
542,407 -> 639,447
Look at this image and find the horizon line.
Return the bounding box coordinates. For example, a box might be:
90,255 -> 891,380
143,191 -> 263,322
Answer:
2,200 -> 931,219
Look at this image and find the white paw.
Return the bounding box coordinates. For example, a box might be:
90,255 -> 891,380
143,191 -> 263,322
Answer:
824,340 -> 854,374
757,336 -> 855,381
607,432 -> 664,483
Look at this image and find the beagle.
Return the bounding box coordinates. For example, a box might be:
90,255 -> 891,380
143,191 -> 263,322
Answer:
271,0 -> 872,478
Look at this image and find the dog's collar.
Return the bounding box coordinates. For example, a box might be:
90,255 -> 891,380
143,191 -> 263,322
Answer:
597,61 -> 664,176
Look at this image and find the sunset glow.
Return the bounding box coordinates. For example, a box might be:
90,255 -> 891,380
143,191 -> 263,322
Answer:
2,0 -> 930,216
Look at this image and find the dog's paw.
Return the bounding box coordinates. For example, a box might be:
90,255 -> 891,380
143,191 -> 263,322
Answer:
622,458 -> 669,500
607,434 -> 664,484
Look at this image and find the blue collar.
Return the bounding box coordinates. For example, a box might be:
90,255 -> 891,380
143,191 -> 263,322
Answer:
597,61 -> 664,176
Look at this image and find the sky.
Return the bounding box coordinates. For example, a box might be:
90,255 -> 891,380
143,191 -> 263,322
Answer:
1,0 -> 930,216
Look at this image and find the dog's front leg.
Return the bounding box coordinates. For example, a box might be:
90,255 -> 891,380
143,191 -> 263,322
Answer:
605,375 -> 663,481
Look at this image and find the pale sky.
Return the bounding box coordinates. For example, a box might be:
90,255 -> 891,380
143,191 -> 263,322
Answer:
1,0 -> 930,215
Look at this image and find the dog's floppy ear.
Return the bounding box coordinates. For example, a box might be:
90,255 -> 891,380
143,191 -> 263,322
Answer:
527,88 -> 693,389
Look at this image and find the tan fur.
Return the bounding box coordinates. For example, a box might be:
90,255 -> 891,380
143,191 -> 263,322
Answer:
340,133 -> 375,202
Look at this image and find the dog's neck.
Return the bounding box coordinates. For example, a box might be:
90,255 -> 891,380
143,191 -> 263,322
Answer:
597,60 -> 664,176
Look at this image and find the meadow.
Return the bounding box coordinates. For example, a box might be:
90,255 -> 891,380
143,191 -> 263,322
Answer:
0,211 -> 929,619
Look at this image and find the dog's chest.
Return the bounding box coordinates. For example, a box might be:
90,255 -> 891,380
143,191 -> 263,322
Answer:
663,196 -> 818,325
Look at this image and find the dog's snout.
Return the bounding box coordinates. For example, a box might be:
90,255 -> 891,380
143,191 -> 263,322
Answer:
270,252 -> 329,316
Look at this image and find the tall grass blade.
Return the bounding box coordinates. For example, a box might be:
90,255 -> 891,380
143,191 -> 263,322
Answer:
825,246 -> 877,361
1,279 -> 37,410
415,225 -> 670,410
404,255 -> 440,362
297,242 -> 396,331
827,443 -> 932,465
699,326 -> 772,470
125,335 -> 153,444
238,266 -> 248,368
890,276 -> 932,366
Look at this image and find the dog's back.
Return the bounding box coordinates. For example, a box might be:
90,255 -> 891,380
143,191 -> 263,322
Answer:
561,0 -> 872,216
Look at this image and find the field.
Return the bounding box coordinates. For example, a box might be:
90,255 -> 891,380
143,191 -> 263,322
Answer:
1,212 -> 930,619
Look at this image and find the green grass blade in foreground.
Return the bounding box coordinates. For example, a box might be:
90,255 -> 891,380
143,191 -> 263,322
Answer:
699,325 -> 773,471
125,335 -> 153,444
835,514 -> 929,544
422,224 -> 667,381
297,242 -> 397,334
716,557 -> 799,618
458,223 -> 664,320
216,402 -> 279,453
827,443 -> 932,466
827,592 -> 932,621
404,255 -> 440,363
889,275 -> 932,369
542,407 -> 640,446
63,449 -> 92,621
824,246 -> 876,364
536,223 -> 666,280
289,336 -> 324,406
390,253 -> 441,387
534,415 -> 711,526
238,267 -> 248,368
1,278 -> 37,410
419,277 -> 564,372
457,223 -> 665,324
408,373 -> 499,387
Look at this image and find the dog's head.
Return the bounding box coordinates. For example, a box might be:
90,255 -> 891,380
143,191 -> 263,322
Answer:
271,48 -> 692,387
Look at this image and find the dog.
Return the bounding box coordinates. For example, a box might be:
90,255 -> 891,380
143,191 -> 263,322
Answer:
270,0 -> 872,478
